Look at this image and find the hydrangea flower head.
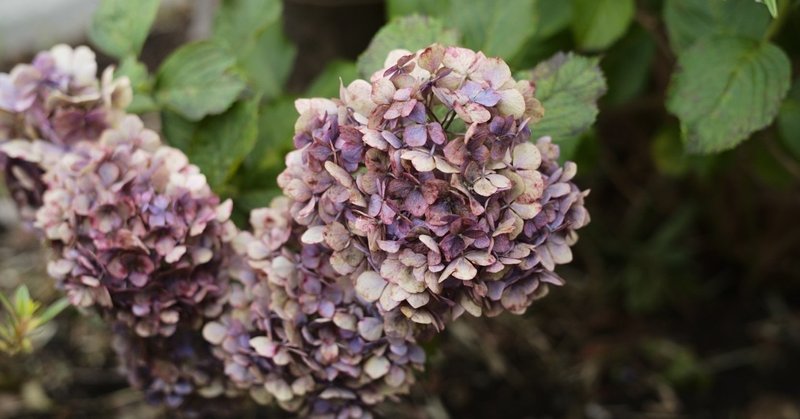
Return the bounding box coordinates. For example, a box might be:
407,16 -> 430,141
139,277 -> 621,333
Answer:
279,44 -> 589,330
0,44 -> 131,223
203,197 -> 425,417
35,115 -> 235,338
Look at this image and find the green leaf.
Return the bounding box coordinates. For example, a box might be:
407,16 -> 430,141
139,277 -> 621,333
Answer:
778,80 -> 800,159
0,291 -> 15,322
155,41 -> 246,121
13,285 -> 30,313
13,285 -> 36,318
756,0 -> 778,17
233,98 -> 297,223
387,0 -> 451,18
214,0 -> 281,46
117,56 -> 158,113
535,1 -> 572,39
89,0 -> 160,59
571,0 -> 634,51
520,52 -> 607,140
35,298 -> 70,326
306,61 -> 358,98
663,0 -> 772,53
601,28 -> 656,106
213,0 -> 296,100
666,37 -> 791,153
237,26 -> 297,100
160,109 -> 197,152
161,98 -> 259,192
244,97 -> 297,180
445,0 -> 537,59
357,15 -> 459,78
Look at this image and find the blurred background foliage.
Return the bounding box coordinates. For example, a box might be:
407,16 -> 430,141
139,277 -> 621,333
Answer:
1,0 -> 800,417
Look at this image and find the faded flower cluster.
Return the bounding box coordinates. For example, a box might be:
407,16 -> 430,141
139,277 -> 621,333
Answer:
278,44 -> 589,331
0,42 -> 590,418
0,44 -> 131,223
203,197 -> 425,418
36,114 -> 235,337
1,45 -> 239,409
33,115 -> 240,406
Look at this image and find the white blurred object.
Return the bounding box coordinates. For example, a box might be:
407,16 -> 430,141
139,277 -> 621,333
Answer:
0,0 -> 100,59
0,0 -> 192,60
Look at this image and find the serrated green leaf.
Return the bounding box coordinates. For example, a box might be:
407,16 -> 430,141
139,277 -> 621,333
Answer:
663,0 -> 772,53
117,56 -> 158,113
666,37 -> 791,153
445,0 -> 537,59
571,0 -> 634,51
89,0 -> 159,59
778,80 -> 800,159
520,52 -> 607,140
306,61 -> 358,98
387,0 -> 451,18
213,0 -> 296,100
155,41 -> 246,121
161,98 -> 259,192
357,15 -> 459,78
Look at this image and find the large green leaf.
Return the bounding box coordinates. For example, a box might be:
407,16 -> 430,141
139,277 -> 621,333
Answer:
666,37 -> 791,153
357,15 -> 459,78
213,0 -> 296,99
520,53 -> 607,140
161,98 -> 259,192
155,42 -> 246,121
663,0 -> 772,53
778,80 -> 800,159
306,61 -> 359,98
571,0 -> 634,51
445,0 -> 537,59
89,0 -> 159,58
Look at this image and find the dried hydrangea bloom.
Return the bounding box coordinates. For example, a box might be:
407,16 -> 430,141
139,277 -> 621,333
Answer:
278,44 -> 588,330
0,44 -> 130,145
0,45 -> 131,223
204,197 -> 425,418
35,116 -> 234,338
111,323 -> 239,411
